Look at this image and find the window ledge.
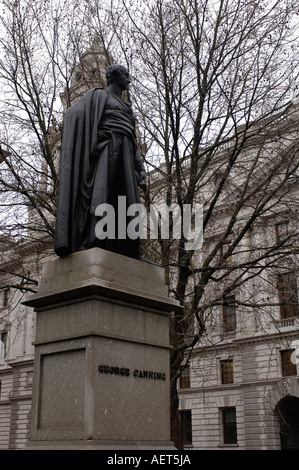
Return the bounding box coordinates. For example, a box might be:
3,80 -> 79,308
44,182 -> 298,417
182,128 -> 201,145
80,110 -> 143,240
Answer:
218,443 -> 239,448
274,317 -> 298,328
220,331 -> 237,341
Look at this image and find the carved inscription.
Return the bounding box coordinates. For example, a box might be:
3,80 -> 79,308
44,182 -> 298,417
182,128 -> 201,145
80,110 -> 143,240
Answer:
98,364 -> 166,381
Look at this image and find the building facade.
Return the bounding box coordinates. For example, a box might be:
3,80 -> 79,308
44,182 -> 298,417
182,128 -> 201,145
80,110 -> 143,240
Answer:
178,323 -> 299,449
0,241 -> 46,449
177,107 -> 299,450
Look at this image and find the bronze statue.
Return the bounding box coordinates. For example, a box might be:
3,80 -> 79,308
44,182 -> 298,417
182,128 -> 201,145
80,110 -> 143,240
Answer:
54,64 -> 149,261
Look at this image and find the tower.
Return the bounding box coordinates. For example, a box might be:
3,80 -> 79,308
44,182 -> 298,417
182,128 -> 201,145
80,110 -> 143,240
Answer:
60,36 -> 113,111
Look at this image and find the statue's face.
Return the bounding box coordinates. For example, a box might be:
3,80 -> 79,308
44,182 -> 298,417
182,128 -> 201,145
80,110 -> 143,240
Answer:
114,68 -> 131,91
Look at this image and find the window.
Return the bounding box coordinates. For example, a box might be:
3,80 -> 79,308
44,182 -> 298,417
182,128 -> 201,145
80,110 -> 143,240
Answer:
180,365 -> 190,389
222,295 -> 237,332
277,272 -> 299,319
276,221 -> 289,243
222,407 -> 238,444
220,359 -> 234,384
281,349 -> 297,377
0,146 -> 10,164
3,288 -> 10,307
0,332 -> 8,361
185,317 -> 194,341
180,410 -> 192,445
214,171 -> 225,187
220,240 -> 233,263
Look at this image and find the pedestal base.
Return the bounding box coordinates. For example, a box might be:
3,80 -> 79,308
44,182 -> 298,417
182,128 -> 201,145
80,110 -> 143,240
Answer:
25,439 -> 175,450
23,248 -> 180,450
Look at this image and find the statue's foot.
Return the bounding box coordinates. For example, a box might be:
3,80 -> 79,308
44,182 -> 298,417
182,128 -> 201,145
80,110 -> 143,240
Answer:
137,255 -> 162,267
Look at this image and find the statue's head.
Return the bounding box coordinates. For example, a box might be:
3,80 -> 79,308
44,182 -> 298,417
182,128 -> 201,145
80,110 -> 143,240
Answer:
106,64 -> 131,90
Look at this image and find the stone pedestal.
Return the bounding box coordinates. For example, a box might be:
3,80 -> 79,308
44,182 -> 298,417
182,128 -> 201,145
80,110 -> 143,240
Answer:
23,248 -> 180,450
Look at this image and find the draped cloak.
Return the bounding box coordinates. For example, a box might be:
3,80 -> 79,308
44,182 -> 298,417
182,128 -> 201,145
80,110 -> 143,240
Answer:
54,88 -> 145,257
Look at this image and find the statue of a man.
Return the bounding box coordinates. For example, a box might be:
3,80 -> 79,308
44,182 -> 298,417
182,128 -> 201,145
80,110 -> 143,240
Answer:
54,64 -> 148,261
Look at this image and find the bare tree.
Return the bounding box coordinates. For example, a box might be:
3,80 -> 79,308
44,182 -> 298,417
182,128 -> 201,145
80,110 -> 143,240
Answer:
0,0 -> 96,295
1,0 -> 299,449
83,0 -> 299,447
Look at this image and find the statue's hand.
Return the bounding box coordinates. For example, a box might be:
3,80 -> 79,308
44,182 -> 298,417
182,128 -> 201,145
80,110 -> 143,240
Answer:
138,170 -> 147,189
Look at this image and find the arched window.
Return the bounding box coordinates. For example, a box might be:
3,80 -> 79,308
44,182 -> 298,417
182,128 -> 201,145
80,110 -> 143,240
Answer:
276,396 -> 299,450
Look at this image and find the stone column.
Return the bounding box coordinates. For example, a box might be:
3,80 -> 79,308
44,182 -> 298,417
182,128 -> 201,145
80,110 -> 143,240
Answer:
23,248 -> 180,449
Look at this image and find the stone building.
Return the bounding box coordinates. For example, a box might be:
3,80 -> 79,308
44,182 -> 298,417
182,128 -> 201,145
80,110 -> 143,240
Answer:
177,105 -> 299,450
178,318 -> 299,449
0,42 -> 299,450
0,239 -> 48,449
